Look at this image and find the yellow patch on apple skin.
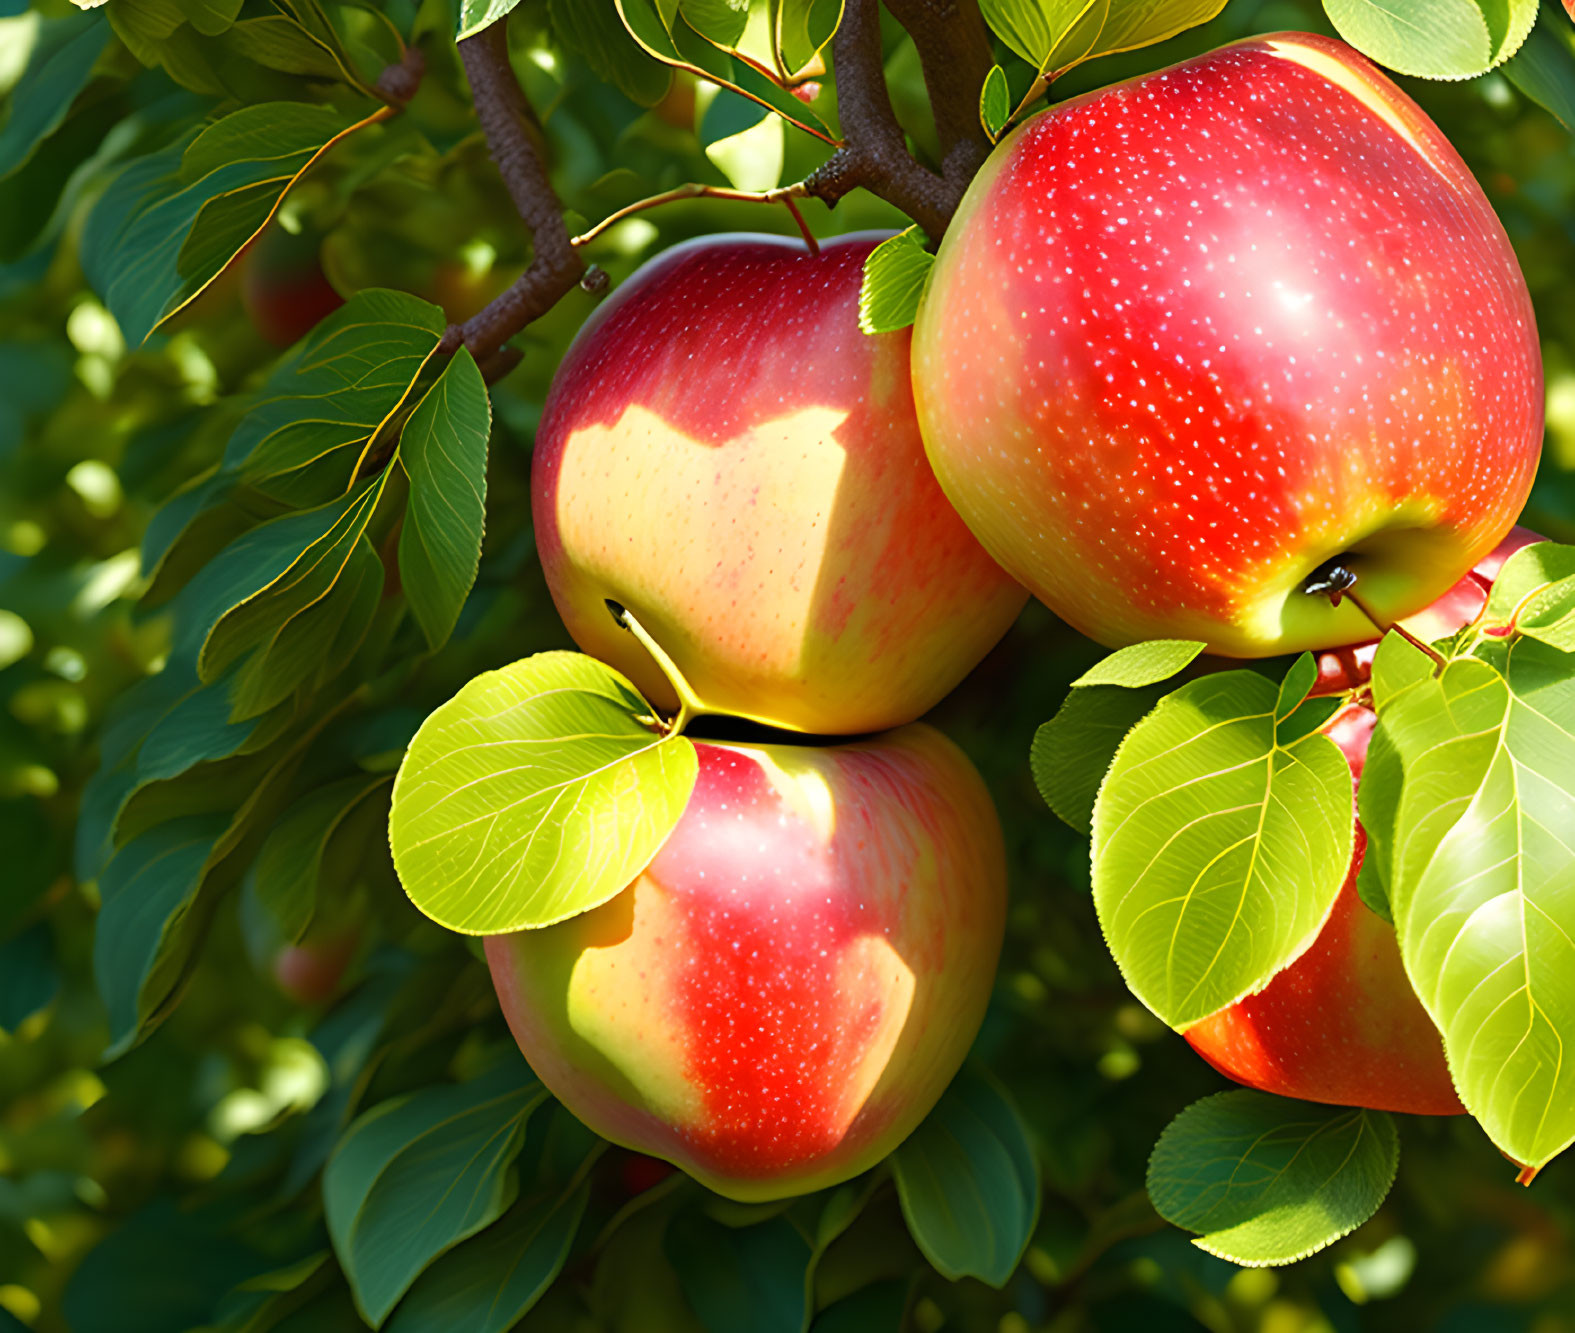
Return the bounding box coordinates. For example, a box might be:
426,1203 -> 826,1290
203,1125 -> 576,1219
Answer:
744,744 -> 838,844
832,932 -> 917,1128
552,403 -> 849,690
562,877 -> 704,1128
1261,36 -> 1445,178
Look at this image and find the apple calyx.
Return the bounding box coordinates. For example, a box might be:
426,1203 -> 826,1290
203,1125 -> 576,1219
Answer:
606,600 -> 708,737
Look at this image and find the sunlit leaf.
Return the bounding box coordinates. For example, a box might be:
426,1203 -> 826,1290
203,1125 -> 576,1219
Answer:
980,63 -> 1010,140
771,0 -> 841,77
892,1068 -> 1039,1287
857,226 -> 932,334
1324,0 -> 1538,79
456,0 -> 525,40
1091,668 -> 1354,1029
1379,641 -> 1575,1171
1148,1091 -> 1399,1266
389,652 -> 698,934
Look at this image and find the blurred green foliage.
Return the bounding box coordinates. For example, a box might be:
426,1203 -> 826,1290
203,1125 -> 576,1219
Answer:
3,0 -> 1575,1329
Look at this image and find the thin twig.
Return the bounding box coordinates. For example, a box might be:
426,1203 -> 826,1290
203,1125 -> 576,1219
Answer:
571,182 -> 809,249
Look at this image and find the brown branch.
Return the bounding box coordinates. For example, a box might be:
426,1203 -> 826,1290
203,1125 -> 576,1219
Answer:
883,0 -> 995,184
375,44 -> 426,106
446,18 -> 585,373
801,0 -> 959,239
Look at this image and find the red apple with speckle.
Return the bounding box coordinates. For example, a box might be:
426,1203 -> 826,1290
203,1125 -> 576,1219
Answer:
532,233 -> 1027,736
484,724 -> 1006,1201
242,221 -> 345,348
912,32 -> 1542,658
1184,700 -> 1463,1115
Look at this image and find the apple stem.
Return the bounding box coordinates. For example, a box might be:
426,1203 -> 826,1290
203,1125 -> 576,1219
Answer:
783,196 -> 820,256
1344,589 -> 1449,672
606,602 -> 707,736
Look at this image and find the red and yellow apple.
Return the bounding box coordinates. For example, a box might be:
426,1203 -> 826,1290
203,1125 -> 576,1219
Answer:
1184,701 -> 1463,1115
532,233 -> 1027,736
912,32 -> 1542,658
241,221 -> 345,348
484,724 -> 1006,1201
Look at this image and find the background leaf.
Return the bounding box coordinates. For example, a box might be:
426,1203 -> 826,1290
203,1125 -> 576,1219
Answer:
891,1068 -> 1040,1287
324,1063 -> 549,1327
1148,1091 -> 1400,1266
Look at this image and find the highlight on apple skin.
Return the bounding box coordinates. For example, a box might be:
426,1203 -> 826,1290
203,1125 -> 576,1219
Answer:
532,232 -> 1028,737
484,724 -> 1007,1202
912,31 -> 1543,659
1183,701 -> 1462,1116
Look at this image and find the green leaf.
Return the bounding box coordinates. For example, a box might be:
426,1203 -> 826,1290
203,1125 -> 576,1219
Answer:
979,63 -> 1011,141
83,102 -> 382,345
93,814 -> 228,1059
1147,1091 -> 1399,1266
1482,540 -> 1575,624
181,0 -> 244,37
1504,10 -> 1575,131
389,652 -> 698,934
1031,684 -> 1164,835
1323,0 -> 1538,79
702,91 -> 785,191
324,1064 -> 549,1327
616,0 -> 835,141
1073,639 -> 1207,689
980,0 -> 1228,76
223,288 -> 446,502
665,1210 -> 812,1333
397,349 -> 491,653
682,0 -> 751,48
1378,643 -> 1575,1170
891,1068 -> 1039,1288
550,0 -> 673,106
225,16 -> 353,80
0,13 -> 109,181
0,923 -> 60,1032
771,0 -> 842,77
251,774 -> 391,942
195,480 -> 388,720
1091,669 -> 1354,1029
857,226 -> 933,335
383,1181 -> 591,1333
457,0 -> 525,39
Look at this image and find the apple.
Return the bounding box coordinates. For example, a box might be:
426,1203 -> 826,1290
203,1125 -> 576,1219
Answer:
272,926 -> 358,1007
484,724 -> 1007,1201
532,233 -> 1028,736
1184,700 -> 1463,1115
912,32 -> 1543,658
1312,525 -> 1545,695
242,221 -> 345,348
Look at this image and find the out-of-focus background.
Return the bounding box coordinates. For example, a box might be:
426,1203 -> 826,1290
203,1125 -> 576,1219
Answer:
3,0 -> 1575,1328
